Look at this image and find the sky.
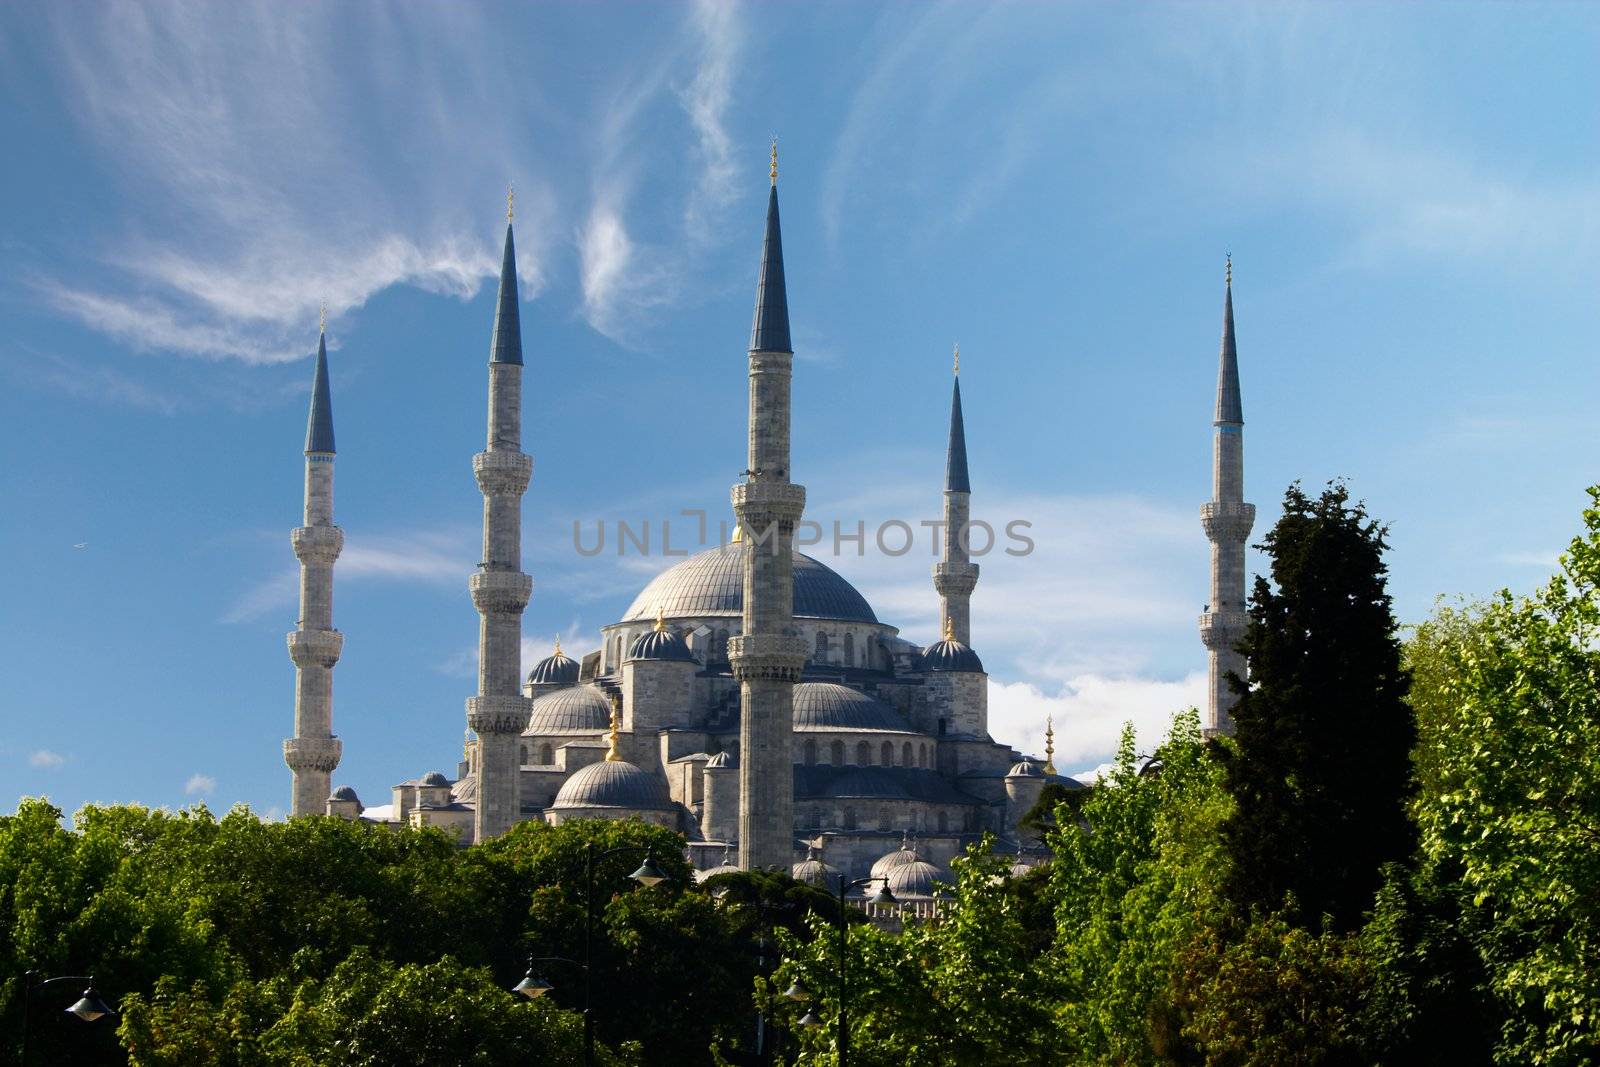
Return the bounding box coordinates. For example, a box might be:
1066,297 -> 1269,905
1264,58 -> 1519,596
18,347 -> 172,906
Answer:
2,2 -> 1597,819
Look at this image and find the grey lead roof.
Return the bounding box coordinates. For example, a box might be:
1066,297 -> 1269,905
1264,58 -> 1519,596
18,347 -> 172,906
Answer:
552,758 -> 672,809
749,185 -> 792,353
305,332 -> 335,454
945,377 -> 969,493
621,546 -> 878,624
793,683 -> 917,733
1215,271 -> 1242,425
490,223 -> 523,365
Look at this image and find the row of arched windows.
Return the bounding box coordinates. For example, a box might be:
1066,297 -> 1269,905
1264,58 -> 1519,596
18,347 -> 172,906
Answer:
803,806 -> 954,833
520,743 -> 555,765
813,630 -> 860,667
800,737 -> 933,768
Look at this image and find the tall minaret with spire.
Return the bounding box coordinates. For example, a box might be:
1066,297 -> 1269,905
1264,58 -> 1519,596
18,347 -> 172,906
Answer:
1199,258 -> 1255,737
467,192 -> 534,842
730,142 -> 808,871
284,313 -> 344,816
934,345 -> 979,645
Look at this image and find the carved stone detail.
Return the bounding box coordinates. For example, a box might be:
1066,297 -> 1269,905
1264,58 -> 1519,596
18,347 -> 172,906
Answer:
283,736 -> 342,774
467,694 -> 533,735
286,628 -> 343,668
470,571 -> 533,614
473,450 -> 533,496
292,524 -> 344,564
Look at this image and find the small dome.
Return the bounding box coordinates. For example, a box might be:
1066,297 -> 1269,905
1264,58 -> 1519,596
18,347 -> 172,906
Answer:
869,838 -> 923,881
526,685 -> 612,735
793,683 -> 917,733
552,759 -> 672,810
329,785 -> 360,803
920,637 -> 984,673
419,771 -> 450,787
704,751 -> 736,769
792,845 -> 838,889
1007,761 -> 1042,778
628,626 -> 695,663
528,649 -> 579,686
696,849 -> 742,883
885,857 -> 947,899
1009,858 -> 1039,879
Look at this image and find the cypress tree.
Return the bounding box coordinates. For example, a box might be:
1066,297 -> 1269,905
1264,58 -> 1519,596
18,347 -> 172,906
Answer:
1220,482 -> 1415,930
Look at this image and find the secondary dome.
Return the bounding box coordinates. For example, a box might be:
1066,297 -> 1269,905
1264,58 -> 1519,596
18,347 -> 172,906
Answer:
419,771 -> 450,787
793,683 -> 916,732
920,637 -> 984,673
885,856 -> 947,898
621,546 -> 878,624
792,845 -> 838,889
528,648 -> 579,686
870,838 -> 923,881
525,685 -> 612,735
552,759 -> 672,810
1007,761 -> 1042,778
629,627 -> 695,662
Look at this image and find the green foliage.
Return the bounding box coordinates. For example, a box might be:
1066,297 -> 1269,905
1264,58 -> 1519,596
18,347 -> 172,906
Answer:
1222,481 -> 1415,931
1406,489 -> 1600,1065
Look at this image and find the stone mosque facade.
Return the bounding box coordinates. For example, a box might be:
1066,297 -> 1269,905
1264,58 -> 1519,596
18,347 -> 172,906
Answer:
286,151 -> 1251,892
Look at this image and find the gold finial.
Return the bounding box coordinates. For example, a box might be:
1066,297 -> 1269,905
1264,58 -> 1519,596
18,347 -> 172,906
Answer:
507,183 -> 515,223
553,634 -> 562,656
1044,717 -> 1056,775
770,138 -> 778,186
953,342 -> 959,377
943,616 -> 955,642
1225,254 -> 1232,287
605,707 -> 622,761
731,520 -> 743,544
654,606 -> 667,632
319,303 -> 327,335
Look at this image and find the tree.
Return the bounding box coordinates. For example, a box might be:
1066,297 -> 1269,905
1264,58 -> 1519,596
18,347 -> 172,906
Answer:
1221,482 -> 1415,931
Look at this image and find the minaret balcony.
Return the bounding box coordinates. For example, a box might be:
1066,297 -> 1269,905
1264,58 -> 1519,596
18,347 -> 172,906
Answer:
933,561 -> 979,594
470,570 -> 532,615
731,481 -> 807,528
1199,610 -> 1249,652
729,634 -> 807,683
283,736 -> 342,773
473,450 -> 532,495
292,524 -> 344,564
466,694 -> 532,735
287,628 -> 343,668
1200,501 -> 1256,544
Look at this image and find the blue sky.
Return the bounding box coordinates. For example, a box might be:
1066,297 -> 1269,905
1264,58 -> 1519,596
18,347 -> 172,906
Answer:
3,2 -> 1597,818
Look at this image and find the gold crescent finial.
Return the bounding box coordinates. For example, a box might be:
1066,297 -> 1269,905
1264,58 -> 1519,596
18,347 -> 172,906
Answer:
1225,254 -> 1232,287
770,138 -> 778,186
605,707 -> 622,761
943,616 -> 955,642
953,342 -> 959,377
319,303 -> 327,335
553,634 -> 562,656
507,183 -> 515,223
1044,716 -> 1056,775
655,606 -> 666,632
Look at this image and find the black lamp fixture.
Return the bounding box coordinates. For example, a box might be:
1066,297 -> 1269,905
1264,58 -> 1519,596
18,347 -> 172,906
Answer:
513,968 -> 553,1000
628,853 -> 666,887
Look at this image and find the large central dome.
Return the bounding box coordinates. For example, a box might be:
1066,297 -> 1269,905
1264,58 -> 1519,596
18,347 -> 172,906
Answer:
621,545 -> 878,624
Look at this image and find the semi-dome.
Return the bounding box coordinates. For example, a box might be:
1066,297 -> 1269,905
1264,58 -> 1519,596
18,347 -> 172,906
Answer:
526,685 -> 612,735
704,751 -> 736,769
528,645 -> 579,685
628,626 -> 695,662
793,683 -> 917,733
621,546 -> 878,624
920,637 -> 984,673
1007,761 -> 1042,778
552,758 -> 672,810
885,856 -> 947,898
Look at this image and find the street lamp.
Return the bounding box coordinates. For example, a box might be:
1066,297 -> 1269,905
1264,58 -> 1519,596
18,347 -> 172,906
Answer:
19,972 -> 116,1066
786,875 -> 894,1064
512,843 -> 665,1067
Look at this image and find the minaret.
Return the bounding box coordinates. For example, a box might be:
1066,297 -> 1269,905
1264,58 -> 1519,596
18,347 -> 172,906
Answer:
730,142 -> 808,871
284,313 -> 344,816
467,192 -> 534,842
1199,257 -> 1255,737
934,345 -> 979,645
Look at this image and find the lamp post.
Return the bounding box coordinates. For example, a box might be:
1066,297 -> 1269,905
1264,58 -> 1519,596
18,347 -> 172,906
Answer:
784,874 -> 895,1066
711,872 -> 798,1066
513,843 -> 665,1067
19,971 -> 116,1067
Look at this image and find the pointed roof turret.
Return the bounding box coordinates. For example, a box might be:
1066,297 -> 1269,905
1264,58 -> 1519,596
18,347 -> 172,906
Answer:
1214,256 -> 1242,425
490,217 -> 523,366
749,141 -> 792,354
305,325 -> 336,454
945,346 -> 969,493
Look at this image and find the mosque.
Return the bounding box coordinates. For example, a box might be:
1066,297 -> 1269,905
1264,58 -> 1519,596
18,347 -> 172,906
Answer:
282,146 -> 1251,894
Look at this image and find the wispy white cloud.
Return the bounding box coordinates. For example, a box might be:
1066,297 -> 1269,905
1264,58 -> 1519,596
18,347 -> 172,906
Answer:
990,673 -> 1207,771
29,750 -> 67,769
8,350 -> 179,413
185,772 -> 217,796
680,0 -> 742,244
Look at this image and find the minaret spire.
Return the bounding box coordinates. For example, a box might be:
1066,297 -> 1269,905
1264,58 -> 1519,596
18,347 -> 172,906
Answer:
1199,257 -> 1254,736
935,345 -> 978,644
284,320 -> 343,816
731,146 -> 807,871
467,211 -> 535,841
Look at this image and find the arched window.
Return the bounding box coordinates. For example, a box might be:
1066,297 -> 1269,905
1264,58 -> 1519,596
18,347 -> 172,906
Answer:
856,740 -> 870,765
520,744 -> 528,764
815,631 -> 829,659
843,806 -> 857,830
902,741 -> 913,766
540,744 -> 554,764
830,739 -> 845,765
804,739 -> 817,765
878,806 -> 891,830
844,632 -> 855,665
881,740 -> 894,765
938,811 -> 949,832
